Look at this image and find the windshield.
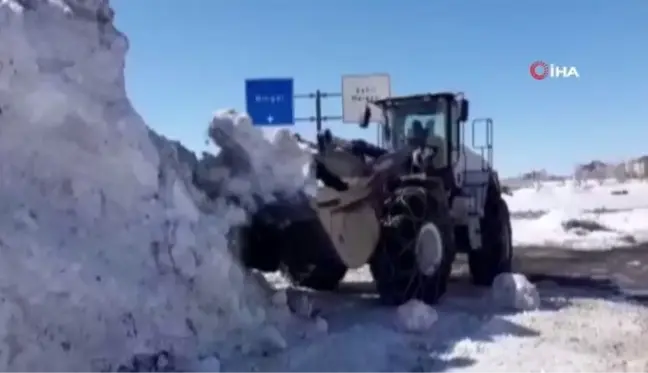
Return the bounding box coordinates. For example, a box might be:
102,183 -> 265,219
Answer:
405,114 -> 445,144
389,109 -> 447,149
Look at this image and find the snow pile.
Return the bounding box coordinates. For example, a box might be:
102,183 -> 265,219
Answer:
195,356 -> 222,372
0,1 -> 303,370
207,112 -> 312,205
269,129 -> 317,195
491,273 -> 540,311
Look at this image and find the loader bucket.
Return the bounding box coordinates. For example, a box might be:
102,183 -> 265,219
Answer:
239,191 -> 338,273
314,179 -> 381,269
310,146 -> 414,269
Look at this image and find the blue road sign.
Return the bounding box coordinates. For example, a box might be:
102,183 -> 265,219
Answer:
245,78 -> 294,126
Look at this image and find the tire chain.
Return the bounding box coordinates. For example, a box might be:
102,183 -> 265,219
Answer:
379,187 -> 438,298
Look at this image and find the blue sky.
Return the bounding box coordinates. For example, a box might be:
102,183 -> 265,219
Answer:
111,0 -> 647,177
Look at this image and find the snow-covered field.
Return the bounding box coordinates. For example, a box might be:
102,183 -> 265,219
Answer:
1,0 -> 647,371
505,180 -> 648,250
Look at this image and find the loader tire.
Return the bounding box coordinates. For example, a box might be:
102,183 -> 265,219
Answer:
280,217 -> 348,291
468,182 -> 513,286
370,184 -> 456,306
239,215 -> 282,272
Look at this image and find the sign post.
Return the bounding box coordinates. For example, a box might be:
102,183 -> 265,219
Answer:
293,90 -> 342,132
341,74 -> 391,124
245,78 -> 295,126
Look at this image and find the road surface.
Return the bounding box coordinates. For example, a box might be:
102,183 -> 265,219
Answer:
453,244 -> 648,302
333,243 -> 648,304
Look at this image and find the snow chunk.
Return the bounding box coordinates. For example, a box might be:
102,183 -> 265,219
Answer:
395,299 -> 439,333
314,317 -> 329,334
286,289 -> 317,318
491,273 -> 540,311
195,356 -> 221,372
257,325 -> 288,353
271,290 -> 288,307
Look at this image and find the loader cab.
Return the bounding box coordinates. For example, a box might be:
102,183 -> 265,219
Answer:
369,93 -> 469,170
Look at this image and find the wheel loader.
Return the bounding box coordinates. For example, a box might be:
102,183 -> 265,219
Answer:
240,92 -> 513,306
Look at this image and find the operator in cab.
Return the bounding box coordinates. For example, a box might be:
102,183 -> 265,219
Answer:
407,120 -> 430,147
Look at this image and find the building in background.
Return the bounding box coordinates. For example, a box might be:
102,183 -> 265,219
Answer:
626,155 -> 648,179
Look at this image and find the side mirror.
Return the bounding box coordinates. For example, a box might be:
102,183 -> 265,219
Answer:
459,99 -> 469,122
359,106 -> 371,128
382,122 -> 391,143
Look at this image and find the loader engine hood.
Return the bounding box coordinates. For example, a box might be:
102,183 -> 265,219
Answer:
453,145 -> 492,188
456,145 -> 491,171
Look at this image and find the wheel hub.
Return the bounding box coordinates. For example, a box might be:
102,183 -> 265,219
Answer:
415,223 -> 444,276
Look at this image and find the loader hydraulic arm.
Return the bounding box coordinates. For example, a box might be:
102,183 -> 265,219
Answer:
347,139 -> 388,159
315,161 -> 349,191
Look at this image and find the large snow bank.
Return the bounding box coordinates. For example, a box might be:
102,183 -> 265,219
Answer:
0,1 -> 307,370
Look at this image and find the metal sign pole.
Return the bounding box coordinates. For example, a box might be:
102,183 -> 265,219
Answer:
294,90 -> 342,132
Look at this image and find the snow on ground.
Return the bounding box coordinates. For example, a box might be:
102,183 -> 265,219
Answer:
246,271 -> 648,372
439,294 -> 648,373
504,179 -> 648,249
